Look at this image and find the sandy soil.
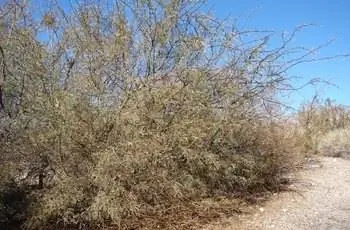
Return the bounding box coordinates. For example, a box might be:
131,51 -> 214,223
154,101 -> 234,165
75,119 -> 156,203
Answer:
204,157 -> 350,230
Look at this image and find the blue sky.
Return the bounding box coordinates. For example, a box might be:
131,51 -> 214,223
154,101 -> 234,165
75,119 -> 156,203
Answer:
206,0 -> 350,108
23,0 -> 350,109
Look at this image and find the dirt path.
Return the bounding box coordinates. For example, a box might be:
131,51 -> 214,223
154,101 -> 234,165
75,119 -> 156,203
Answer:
205,157 -> 350,230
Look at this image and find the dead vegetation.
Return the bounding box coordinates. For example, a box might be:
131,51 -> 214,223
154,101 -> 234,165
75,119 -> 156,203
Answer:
297,96 -> 350,157
0,0 -> 346,229
297,97 -> 350,150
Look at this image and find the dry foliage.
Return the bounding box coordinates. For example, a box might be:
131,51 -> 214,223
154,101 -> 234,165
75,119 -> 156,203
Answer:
298,96 -> 350,153
0,0 -> 332,229
317,128 -> 350,158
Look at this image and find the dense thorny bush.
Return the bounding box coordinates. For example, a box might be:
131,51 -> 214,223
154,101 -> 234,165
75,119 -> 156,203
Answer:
0,0 -> 323,229
22,79 -> 294,229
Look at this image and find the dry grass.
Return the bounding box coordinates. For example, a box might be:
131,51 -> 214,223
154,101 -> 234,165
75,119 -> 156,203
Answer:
297,98 -> 350,154
317,128 -> 350,158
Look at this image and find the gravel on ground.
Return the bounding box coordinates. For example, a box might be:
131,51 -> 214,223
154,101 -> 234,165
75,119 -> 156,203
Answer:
204,157 -> 350,230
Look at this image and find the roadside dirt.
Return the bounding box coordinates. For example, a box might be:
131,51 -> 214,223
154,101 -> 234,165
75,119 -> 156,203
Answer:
204,156 -> 350,230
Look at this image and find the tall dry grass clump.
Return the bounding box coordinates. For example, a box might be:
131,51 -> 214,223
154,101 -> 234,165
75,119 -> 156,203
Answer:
317,128 -> 350,158
298,97 -> 350,154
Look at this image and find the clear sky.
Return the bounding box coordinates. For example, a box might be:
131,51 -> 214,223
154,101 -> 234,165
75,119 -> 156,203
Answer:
20,0 -> 350,109
206,0 -> 350,108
